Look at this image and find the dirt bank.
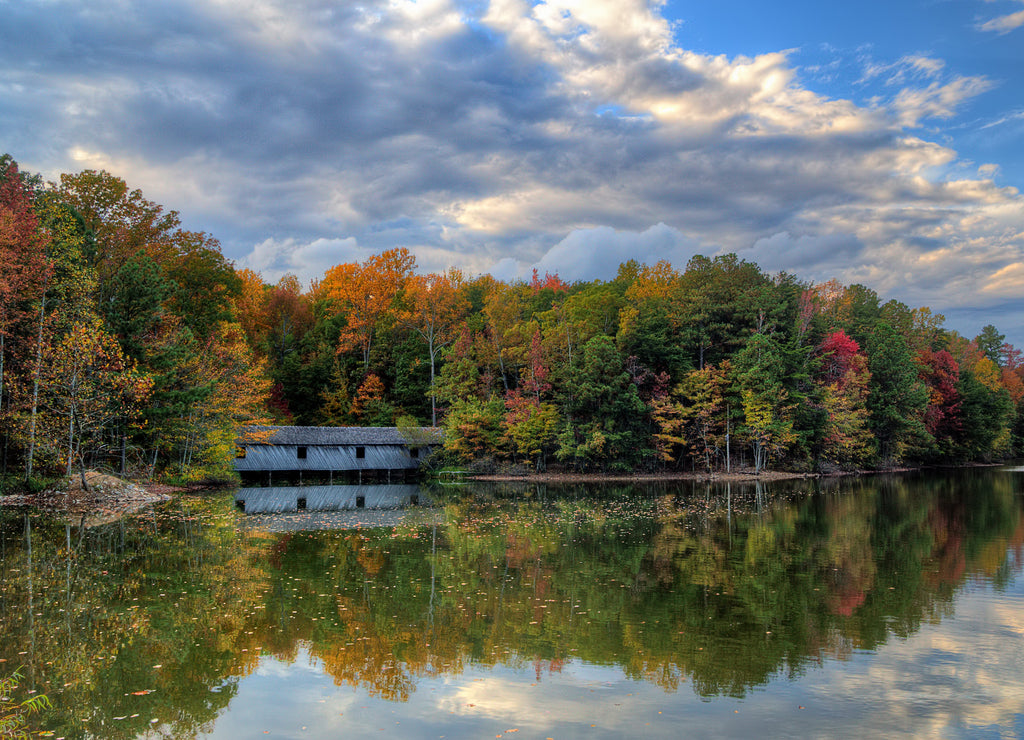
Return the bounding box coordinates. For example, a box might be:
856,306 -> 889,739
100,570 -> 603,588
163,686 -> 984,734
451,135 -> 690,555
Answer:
1,472 -> 182,527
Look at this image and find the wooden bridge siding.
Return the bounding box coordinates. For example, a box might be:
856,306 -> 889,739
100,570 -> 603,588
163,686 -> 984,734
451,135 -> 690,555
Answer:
234,444 -> 423,472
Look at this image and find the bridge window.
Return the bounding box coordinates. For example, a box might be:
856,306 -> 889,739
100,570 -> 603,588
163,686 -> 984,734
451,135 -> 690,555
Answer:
410,447 -> 419,459
356,446 -> 365,459
235,446 -> 246,459
297,446 -> 307,459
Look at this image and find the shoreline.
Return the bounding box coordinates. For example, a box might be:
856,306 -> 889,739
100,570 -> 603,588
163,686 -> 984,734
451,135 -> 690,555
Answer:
465,469 -> 823,484
1,462 -> 1005,522
464,461 -> 1004,485
0,472 -> 187,527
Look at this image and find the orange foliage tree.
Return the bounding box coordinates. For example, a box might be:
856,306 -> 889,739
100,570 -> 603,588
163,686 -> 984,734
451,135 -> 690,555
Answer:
321,248 -> 415,370
350,373 -> 393,426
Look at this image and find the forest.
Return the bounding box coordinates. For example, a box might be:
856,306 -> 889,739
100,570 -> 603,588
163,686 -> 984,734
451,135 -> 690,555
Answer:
1,152 -> 1022,486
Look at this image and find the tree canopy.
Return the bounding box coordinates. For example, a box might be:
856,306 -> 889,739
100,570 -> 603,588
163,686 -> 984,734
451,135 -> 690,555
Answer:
2,153 -> 1022,484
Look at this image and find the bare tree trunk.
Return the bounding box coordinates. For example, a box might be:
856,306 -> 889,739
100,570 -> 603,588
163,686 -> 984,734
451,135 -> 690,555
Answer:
428,335 -> 437,427
25,296 -> 46,481
77,438 -> 89,492
148,442 -> 159,481
120,428 -> 127,477
66,408 -> 74,477
497,349 -> 509,392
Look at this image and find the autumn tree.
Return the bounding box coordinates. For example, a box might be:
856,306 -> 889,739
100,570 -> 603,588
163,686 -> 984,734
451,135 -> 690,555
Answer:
0,157 -> 50,472
58,169 -> 180,300
154,230 -> 242,338
39,320 -> 152,487
502,392 -> 560,471
234,268 -> 269,343
400,269 -> 469,425
173,322 -> 270,480
260,274 -> 312,365
817,332 -> 874,467
917,348 -> 961,455
441,396 -> 505,463
350,373 -> 394,426
677,362 -> 732,472
321,248 -> 415,370
482,281 -> 532,391
502,328 -> 559,470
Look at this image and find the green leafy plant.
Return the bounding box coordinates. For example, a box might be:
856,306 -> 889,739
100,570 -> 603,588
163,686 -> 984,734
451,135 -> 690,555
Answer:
0,668 -> 51,739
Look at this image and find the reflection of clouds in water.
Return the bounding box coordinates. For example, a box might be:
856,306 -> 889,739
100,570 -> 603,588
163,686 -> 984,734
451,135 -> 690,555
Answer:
209,648 -> 359,739
808,589 -> 1024,736
429,585 -> 1024,738
192,597 -> 1024,740
438,669 -> 673,733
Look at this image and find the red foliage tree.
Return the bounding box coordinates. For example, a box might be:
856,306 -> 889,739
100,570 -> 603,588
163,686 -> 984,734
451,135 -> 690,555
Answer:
918,348 -> 961,440
818,330 -> 861,388
529,268 -> 568,294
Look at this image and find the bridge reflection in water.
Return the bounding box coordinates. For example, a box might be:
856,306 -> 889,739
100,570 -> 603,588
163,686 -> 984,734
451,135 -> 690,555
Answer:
233,484 -> 436,531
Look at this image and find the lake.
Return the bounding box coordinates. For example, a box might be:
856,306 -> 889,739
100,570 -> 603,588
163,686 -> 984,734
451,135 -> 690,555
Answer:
2,469 -> 1022,739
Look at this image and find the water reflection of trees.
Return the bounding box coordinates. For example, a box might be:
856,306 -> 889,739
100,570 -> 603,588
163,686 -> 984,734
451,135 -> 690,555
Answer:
251,473 -> 1023,700
0,497 -> 274,739
1,472 -> 1022,735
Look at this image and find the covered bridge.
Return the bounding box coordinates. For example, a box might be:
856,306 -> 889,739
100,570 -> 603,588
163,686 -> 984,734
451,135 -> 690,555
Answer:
234,426 -> 442,484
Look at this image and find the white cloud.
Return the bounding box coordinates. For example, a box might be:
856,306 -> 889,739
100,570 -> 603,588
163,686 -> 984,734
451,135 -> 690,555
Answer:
529,223 -> 706,282
982,262 -> 1024,297
243,236 -> 363,286
891,76 -> 994,126
978,6 -> 1024,33
861,54 -> 946,86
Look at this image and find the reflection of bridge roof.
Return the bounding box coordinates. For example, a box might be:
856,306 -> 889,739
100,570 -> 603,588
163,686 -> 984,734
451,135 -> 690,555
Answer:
236,507 -> 443,532
237,426 -> 442,446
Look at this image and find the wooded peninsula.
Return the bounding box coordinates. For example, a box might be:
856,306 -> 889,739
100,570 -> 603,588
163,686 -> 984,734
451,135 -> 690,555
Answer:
1,153 -> 1021,488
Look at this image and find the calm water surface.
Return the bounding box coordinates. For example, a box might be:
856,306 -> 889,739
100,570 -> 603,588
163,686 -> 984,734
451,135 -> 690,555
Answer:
2,469 -> 1023,739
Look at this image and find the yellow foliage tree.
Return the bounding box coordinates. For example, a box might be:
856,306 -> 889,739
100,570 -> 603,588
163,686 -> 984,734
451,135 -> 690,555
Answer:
400,269 -> 469,425
177,321 -> 271,481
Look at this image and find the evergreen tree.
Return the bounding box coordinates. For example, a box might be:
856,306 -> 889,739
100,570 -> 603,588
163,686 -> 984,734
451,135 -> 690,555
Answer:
865,322 -> 929,463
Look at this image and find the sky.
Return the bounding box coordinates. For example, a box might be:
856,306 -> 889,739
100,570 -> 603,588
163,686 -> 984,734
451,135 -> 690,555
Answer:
2,0 -> 1023,343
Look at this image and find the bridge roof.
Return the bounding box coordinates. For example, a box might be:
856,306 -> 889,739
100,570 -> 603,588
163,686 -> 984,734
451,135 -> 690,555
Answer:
237,425 -> 442,446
